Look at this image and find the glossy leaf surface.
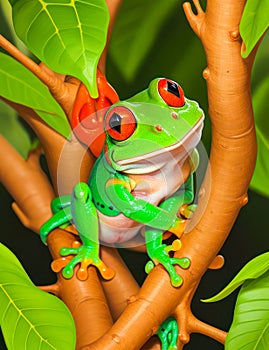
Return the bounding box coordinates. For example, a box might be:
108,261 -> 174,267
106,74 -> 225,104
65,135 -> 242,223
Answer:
250,75 -> 269,197
109,0 -> 178,81
11,0 -> 109,98
240,0 -> 269,57
0,243 -> 76,350
203,252 -> 269,302
225,271 -> 269,349
0,52 -> 70,138
0,101 -> 32,158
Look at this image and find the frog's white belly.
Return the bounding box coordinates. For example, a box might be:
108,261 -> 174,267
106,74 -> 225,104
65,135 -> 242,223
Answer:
98,151 -> 191,245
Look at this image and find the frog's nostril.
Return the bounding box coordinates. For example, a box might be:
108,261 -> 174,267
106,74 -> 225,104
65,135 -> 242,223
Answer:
171,112 -> 178,119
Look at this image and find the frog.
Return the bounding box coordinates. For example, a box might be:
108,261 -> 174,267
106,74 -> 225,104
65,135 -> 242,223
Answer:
40,77 -> 204,287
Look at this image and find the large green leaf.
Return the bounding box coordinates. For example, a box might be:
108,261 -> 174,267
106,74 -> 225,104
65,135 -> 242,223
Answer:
203,252 -> 269,302
11,0 -> 109,98
109,0 -> 178,81
0,100 -> 32,159
0,243 -> 76,350
225,271 -> 269,349
0,52 -> 70,138
250,75 -> 269,197
240,0 -> 269,58
248,30 -> 269,197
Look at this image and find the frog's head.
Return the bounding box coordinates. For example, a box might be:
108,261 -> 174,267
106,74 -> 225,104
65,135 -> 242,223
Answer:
104,78 -> 204,174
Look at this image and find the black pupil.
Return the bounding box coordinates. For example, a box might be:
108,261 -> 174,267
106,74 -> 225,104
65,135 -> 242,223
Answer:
167,81 -> 180,98
109,112 -> 122,133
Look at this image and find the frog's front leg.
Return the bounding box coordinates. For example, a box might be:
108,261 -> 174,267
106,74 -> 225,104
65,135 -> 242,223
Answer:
53,182 -> 115,281
145,228 -> 190,287
144,176 -> 195,287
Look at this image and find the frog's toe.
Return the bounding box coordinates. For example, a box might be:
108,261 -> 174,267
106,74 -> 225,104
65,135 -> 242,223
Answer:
167,266 -> 183,287
171,257 -> 191,269
96,261 -> 115,280
164,239 -> 182,254
62,265 -> 75,279
179,203 -> 196,219
60,246 -> 80,256
51,257 -> 71,274
77,258 -> 93,280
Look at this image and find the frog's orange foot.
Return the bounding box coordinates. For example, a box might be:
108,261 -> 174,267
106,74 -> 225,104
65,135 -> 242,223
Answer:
179,203 -> 196,219
51,241 -> 115,281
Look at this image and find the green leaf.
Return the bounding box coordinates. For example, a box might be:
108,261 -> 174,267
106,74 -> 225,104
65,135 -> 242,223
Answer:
0,52 -> 70,138
240,0 -> 269,58
0,101 -> 32,159
109,0 -> 178,81
225,271 -> 269,349
0,243 -> 76,350
203,252 -> 269,302
11,0 -> 109,98
250,75 -> 269,197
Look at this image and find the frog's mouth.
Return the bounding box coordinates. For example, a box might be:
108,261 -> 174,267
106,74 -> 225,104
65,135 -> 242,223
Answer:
113,115 -> 204,174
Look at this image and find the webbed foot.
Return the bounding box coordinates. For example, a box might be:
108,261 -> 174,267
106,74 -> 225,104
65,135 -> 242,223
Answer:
145,237 -> 190,287
51,240 -> 115,280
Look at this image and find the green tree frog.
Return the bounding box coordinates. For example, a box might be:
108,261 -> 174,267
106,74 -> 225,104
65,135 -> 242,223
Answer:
40,78 -> 204,287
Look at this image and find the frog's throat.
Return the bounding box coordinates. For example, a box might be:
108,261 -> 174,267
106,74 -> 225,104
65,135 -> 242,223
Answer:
116,114 -> 204,167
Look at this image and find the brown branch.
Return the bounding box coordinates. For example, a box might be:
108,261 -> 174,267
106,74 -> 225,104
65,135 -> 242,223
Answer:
0,135 -> 54,232
190,316 -> 227,344
100,246 -> 140,320
182,0 -> 205,37
173,301 -> 227,347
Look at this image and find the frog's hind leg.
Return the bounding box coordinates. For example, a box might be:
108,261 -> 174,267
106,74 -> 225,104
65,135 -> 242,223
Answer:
53,182 -> 115,281
40,206 -> 72,244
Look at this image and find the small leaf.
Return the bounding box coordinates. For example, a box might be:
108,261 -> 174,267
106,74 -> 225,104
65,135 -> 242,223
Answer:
0,100 -> 32,159
240,0 -> 269,58
11,0 -> 109,98
0,52 -> 70,138
225,271 -> 269,349
203,252 -> 269,302
109,0 -> 178,81
0,243 -> 76,350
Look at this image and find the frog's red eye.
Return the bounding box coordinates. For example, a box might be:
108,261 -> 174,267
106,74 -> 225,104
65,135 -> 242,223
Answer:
158,79 -> 185,107
105,106 -> 137,141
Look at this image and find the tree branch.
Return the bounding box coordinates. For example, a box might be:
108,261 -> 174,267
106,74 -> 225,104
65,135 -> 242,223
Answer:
0,135 -> 54,232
